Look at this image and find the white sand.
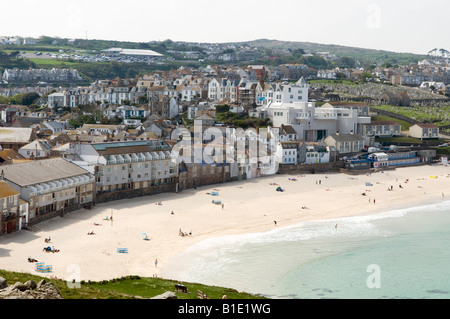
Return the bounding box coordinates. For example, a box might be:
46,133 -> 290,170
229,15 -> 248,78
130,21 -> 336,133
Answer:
0,164 -> 449,282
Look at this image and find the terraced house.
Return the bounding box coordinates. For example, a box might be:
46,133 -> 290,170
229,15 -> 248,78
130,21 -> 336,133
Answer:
1,158 -> 95,226
68,140 -> 178,202
0,180 -> 21,235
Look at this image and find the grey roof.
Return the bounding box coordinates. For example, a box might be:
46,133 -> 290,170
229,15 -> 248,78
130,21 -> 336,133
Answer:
280,124 -> 297,135
0,127 -> 34,143
2,157 -> 90,186
327,133 -> 364,142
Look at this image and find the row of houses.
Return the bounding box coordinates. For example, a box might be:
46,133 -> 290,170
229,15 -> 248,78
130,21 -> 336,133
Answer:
0,116 -> 441,235
3,68 -> 83,83
0,128 -> 277,235
41,65 -> 316,111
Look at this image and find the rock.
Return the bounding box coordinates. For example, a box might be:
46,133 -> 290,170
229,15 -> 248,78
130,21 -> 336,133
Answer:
151,291 -> 177,299
37,279 -> 46,289
12,282 -> 27,291
0,278 -> 63,299
0,277 -> 7,289
24,280 -> 37,290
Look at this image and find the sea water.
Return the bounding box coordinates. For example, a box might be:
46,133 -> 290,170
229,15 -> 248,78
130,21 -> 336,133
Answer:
162,200 -> 450,299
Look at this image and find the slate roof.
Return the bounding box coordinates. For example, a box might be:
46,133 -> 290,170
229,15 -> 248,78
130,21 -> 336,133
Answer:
2,157 -> 90,186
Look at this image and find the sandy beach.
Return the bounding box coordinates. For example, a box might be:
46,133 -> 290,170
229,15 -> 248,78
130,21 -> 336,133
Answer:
0,164 -> 449,283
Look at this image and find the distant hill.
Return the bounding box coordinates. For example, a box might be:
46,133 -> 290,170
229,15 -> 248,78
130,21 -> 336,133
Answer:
0,36 -> 433,82
231,38 -> 428,67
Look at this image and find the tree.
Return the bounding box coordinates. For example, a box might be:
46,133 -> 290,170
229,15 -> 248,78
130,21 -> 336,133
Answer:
21,92 -> 40,105
138,96 -> 148,104
339,56 -> 356,69
299,56 -> 330,69
335,72 -> 347,80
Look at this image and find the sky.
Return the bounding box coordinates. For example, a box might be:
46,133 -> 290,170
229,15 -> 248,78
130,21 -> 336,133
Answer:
2,0 -> 449,55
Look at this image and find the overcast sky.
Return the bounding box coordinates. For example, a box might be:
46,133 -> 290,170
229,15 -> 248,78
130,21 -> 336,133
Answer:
2,0 -> 448,55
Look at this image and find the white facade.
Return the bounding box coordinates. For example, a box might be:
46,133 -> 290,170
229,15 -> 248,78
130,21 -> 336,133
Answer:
181,86 -> 202,102
263,101 -> 368,142
280,144 -> 297,164
47,92 -> 65,108
256,77 -> 310,107
208,78 -> 237,102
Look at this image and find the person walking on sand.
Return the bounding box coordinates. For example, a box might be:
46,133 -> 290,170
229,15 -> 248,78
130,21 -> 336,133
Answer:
222,203 -> 224,210
155,258 -> 158,267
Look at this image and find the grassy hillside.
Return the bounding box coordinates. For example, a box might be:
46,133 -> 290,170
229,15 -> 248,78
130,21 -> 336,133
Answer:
239,39 -> 428,66
0,269 -> 267,299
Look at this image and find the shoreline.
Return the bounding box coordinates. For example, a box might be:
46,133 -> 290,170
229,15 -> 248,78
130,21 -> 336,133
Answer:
0,164 -> 449,283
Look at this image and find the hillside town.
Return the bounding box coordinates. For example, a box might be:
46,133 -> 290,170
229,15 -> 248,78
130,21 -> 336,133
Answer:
0,57 -> 449,237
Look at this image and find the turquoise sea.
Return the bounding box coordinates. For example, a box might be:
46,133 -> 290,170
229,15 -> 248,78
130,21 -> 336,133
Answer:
162,200 -> 450,299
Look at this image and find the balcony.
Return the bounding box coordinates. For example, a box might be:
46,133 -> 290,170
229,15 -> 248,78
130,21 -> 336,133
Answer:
314,110 -> 337,120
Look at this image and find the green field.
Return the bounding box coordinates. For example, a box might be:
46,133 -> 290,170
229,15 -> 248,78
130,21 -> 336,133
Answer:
0,269 -> 266,299
28,58 -> 79,67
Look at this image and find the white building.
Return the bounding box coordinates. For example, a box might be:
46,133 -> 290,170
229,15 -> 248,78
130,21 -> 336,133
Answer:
207,78 -> 237,102
47,92 -> 65,108
256,77 -> 310,107
259,101 -> 369,143
18,140 -> 52,159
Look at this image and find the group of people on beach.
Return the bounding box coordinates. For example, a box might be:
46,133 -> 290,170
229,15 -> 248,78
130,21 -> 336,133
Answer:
43,246 -> 59,253
179,229 -> 192,237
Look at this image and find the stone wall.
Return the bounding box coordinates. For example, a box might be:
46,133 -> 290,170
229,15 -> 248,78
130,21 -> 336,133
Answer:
95,183 -> 178,204
276,161 -> 345,175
